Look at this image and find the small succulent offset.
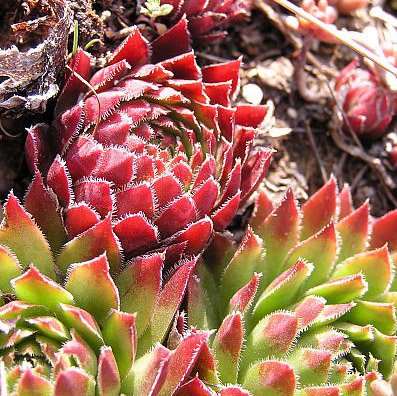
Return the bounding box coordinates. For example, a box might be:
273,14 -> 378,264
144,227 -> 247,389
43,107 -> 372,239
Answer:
157,0 -> 252,43
335,58 -> 396,140
141,0 -> 174,18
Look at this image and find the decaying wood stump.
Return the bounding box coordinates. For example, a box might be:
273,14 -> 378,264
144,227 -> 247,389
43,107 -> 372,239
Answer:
0,0 -> 72,118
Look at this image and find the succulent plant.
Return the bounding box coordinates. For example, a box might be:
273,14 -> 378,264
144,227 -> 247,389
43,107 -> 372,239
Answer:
335,58 -> 396,139
25,19 -> 271,266
157,0 -> 252,43
170,177 -> 397,395
0,247 -> 221,395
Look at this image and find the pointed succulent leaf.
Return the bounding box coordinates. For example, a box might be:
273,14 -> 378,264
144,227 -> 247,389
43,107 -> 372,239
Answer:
305,274 -> 368,304
229,273 -> 261,314
359,328 -> 397,379
26,316 -> 69,342
12,266 -> 74,312
116,253 -> 163,336
242,360 -> 296,396
173,376 -> 212,396
54,368 -> 95,396
187,274 -> 213,330
138,259 -> 196,354
332,246 -> 392,299
16,369 -> 52,396
297,327 -> 350,356
65,254 -> 119,324
64,203 -> 101,239
339,184 -> 354,220
62,329 -> 98,376
336,201 -> 369,263
122,345 -> 170,396
0,245 -> 22,292
57,217 -> 121,275
221,228 -> 263,305
220,386 -> 251,396
47,156 -> 73,208
293,296 -> 326,329
58,304 -> 104,351
24,172 -> 67,253
311,302 -> 356,327
249,188 -> 274,231
288,348 -> 332,386
256,189 -> 300,283
252,260 -> 313,323
285,223 -> 337,289
343,300 -> 396,335
0,193 -> 55,278
370,210 -> 397,252
157,332 -> 209,396
301,176 -> 337,240
97,346 -> 121,396
336,322 -> 374,343
242,311 -> 299,373
213,312 -> 244,384
102,310 -> 137,379
114,214 -> 159,256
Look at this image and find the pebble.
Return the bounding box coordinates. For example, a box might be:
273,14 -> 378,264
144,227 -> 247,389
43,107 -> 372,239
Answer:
242,83 -> 263,105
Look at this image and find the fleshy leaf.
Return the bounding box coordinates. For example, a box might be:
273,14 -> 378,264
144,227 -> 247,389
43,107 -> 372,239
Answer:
17,369 -> 52,396
256,189 -> 299,283
12,266 -> 74,312
116,253 -> 164,336
253,260 -> 313,324
97,346 -> 121,396
221,228 -> 263,304
242,360 -> 296,396
285,223 -> 337,290
242,311 -> 299,373
213,312 -> 244,383
157,332 -> 209,396
0,193 -> 55,278
102,310 -> 137,379
305,274 -> 368,304
336,201 -> 369,263
0,245 -> 22,293
24,172 -> 67,253
54,368 -> 95,396
65,254 -> 119,324
332,246 -> 392,299
138,259 -> 196,354
301,177 -> 337,240
57,217 -> 121,275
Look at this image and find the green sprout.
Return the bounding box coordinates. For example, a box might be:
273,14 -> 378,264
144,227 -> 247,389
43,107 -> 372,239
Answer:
140,0 -> 173,19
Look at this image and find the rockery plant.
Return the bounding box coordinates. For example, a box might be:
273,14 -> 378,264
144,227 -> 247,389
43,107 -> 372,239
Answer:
0,16 -> 396,396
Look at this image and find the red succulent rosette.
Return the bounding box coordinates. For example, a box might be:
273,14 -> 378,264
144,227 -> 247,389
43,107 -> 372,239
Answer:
25,19 -> 272,265
335,58 -> 396,139
161,0 -> 252,43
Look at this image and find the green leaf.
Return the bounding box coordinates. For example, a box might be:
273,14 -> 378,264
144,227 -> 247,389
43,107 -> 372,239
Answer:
252,259 -> 312,325
65,254 -> 119,324
102,310 -> 137,379
12,266 -> 74,312
0,245 -> 22,292
116,253 -> 163,336
0,193 -> 55,278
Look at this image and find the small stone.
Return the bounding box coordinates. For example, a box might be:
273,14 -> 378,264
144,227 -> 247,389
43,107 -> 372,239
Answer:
242,83 -> 263,105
